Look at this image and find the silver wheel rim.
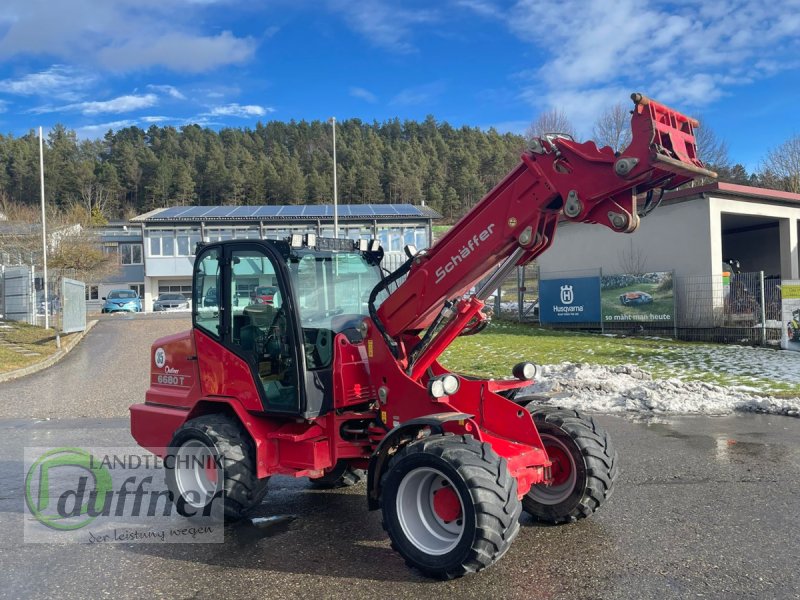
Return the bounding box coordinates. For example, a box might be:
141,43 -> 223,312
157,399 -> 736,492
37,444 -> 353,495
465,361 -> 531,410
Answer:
174,439 -> 220,508
528,433 -> 578,505
396,467 -> 465,555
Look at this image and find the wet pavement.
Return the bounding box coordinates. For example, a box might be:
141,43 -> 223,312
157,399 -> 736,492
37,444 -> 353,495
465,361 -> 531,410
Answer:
1,316 -> 799,599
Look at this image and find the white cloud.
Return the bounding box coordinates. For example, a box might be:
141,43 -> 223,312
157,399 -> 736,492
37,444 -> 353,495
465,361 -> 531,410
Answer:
349,86 -> 378,103
0,100 -> 7,113
391,81 -> 446,106
75,119 -> 137,138
74,94 -> 159,115
454,0 -> 501,18
328,0 -> 437,53
147,85 -> 186,100
495,0 -> 800,135
31,93 -> 159,115
98,31 -> 256,73
205,103 -> 274,118
0,2 -> 259,73
0,65 -> 95,100
141,115 -> 171,123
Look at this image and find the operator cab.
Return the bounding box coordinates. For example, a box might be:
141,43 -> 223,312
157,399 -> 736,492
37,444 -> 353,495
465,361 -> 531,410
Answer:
193,236 -> 384,418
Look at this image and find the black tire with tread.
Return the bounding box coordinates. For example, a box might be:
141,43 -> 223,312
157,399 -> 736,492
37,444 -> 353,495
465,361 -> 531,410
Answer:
523,404 -> 618,524
309,460 -> 365,489
166,414 -> 268,521
380,433 -> 521,579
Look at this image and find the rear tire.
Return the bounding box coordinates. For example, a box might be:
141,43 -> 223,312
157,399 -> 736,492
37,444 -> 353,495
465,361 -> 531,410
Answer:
166,414 -> 268,521
309,460 -> 365,488
523,405 -> 618,524
380,434 -> 521,579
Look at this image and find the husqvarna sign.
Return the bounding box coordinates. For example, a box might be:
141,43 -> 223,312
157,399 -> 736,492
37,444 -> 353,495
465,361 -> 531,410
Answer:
540,277 -> 601,323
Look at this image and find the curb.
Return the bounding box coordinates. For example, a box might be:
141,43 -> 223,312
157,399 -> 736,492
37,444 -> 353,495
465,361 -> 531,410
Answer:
0,319 -> 99,383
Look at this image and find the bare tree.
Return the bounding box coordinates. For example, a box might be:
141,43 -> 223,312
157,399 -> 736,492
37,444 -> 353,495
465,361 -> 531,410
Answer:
618,239 -> 648,275
694,118 -> 730,170
592,103 -> 632,153
526,108 -> 577,142
760,134 -> 800,193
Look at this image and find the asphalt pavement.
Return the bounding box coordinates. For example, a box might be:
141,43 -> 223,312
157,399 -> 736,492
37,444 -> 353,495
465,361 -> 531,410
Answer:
0,315 -> 798,599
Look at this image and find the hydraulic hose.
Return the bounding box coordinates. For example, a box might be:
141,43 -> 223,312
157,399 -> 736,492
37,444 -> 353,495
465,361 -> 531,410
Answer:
368,256 -> 414,359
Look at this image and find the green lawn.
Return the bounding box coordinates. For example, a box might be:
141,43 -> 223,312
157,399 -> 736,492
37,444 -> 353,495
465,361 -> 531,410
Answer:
440,321 -> 800,398
0,321 -> 71,373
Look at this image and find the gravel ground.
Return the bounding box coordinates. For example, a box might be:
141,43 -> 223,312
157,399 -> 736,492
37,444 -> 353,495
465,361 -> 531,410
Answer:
0,313 -> 190,419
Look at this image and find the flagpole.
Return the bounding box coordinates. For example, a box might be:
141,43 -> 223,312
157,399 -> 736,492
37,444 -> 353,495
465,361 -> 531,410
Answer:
39,126 -> 49,329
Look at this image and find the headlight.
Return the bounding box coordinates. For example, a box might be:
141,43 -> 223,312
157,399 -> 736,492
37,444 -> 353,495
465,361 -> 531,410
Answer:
428,374 -> 460,398
512,362 -> 539,381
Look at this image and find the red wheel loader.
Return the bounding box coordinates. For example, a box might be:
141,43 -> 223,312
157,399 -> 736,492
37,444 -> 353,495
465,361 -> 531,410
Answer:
130,94 -> 714,578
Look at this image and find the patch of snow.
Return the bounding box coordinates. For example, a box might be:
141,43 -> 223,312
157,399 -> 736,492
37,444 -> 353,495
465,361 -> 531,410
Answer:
522,362 -> 800,418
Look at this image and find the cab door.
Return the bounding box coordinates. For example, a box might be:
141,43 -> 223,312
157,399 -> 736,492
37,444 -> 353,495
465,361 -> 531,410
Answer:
193,242 -> 305,415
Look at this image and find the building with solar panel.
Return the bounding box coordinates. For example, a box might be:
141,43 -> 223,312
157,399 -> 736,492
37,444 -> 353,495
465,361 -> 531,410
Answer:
103,203 -> 440,312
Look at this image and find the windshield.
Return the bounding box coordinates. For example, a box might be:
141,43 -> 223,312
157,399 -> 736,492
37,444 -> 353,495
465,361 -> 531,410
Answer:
109,290 -> 137,299
158,294 -> 184,301
255,286 -> 276,295
288,251 -> 382,332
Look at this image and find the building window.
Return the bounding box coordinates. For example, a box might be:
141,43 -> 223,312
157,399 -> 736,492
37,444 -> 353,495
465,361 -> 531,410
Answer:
86,285 -> 99,300
148,230 -> 175,256
120,243 -> 143,265
129,284 -> 144,297
158,282 -> 193,295
205,228 -> 234,242
176,229 -> 202,256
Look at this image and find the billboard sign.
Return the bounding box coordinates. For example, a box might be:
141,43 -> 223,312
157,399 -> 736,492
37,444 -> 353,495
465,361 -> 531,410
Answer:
600,272 -> 674,324
540,276 -> 601,323
781,281 -> 800,352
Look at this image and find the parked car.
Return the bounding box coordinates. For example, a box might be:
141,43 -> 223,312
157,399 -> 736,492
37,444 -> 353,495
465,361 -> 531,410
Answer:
102,289 -> 142,313
203,287 -> 218,307
251,285 -> 277,305
619,291 -> 653,306
153,293 -> 190,312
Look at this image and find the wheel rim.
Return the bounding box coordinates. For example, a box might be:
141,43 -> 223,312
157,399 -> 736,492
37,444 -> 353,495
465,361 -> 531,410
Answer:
528,433 -> 578,505
396,467 -> 465,555
174,439 -> 221,508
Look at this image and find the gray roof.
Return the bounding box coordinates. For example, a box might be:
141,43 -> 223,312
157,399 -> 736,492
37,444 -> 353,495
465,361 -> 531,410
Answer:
131,204 -> 441,223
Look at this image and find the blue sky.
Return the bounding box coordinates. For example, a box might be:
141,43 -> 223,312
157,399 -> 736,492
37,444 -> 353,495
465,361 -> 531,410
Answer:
0,0 -> 798,170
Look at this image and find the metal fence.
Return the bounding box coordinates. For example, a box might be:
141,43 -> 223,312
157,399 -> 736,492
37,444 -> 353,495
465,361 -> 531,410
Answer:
488,265 -> 783,346
0,265 -> 86,332
61,278 -> 87,333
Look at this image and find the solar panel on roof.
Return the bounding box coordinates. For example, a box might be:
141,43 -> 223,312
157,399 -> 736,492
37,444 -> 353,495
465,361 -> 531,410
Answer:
140,203 -> 437,222
394,205 -> 420,216
346,205 -> 372,216
229,206 -> 259,218
280,206 -> 304,216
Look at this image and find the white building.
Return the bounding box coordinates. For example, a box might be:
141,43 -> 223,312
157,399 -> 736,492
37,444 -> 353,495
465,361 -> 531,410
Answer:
537,183 -> 799,280
130,204 -> 440,311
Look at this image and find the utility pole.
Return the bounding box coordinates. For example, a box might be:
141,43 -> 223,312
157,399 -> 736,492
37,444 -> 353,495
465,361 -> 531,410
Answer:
329,117 -> 339,238
39,126 -> 49,330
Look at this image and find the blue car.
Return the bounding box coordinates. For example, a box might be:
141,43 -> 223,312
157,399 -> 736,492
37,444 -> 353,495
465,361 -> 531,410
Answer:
102,289 -> 142,313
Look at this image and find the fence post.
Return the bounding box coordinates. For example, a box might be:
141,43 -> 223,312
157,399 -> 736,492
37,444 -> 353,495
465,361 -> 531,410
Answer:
759,271 -> 767,346
599,267 -> 604,334
672,270 -> 678,340
517,266 -> 524,323
494,280 -> 501,316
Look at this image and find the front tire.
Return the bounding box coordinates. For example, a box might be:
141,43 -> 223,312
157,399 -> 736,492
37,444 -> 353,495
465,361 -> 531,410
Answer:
523,405 -> 618,524
380,434 -> 521,579
166,414 -> 268,521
